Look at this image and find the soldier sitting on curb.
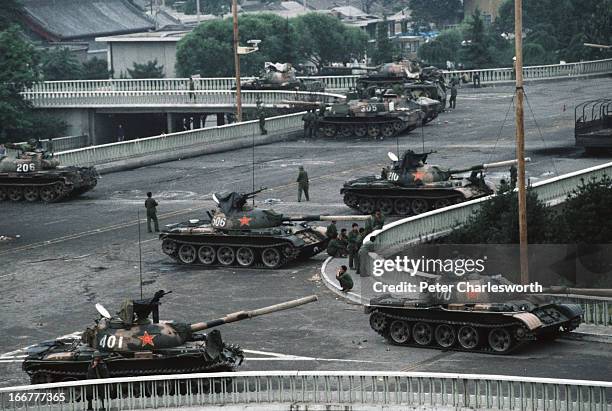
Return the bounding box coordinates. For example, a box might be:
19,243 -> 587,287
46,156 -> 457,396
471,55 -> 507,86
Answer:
336,265 -> 353,292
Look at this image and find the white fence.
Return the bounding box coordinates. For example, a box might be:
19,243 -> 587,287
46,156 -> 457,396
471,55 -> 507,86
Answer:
365,161 -> 612,252
52,112 -> 304,167
1,371 -> 610,411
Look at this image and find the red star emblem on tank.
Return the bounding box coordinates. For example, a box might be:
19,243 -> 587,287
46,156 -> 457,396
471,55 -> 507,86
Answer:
239,215 -> 252,226
412,170 -> 426,182
138,331 -> 155,347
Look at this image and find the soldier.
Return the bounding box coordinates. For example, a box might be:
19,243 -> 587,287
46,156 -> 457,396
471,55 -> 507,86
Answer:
381,167 -> 388,180
327,233 -> 347,257
86,351 -> 109,411
296,166 -> 309,202
326,220 -> 338,239
257,98 -> 267,135
347,223 -> 360,270
355,227 -> 366,274
302,110 -> 312,138
449,83 -> 457,109
365,209 -> 385,234
336,265 -> 353,292
188,76 -> 196,101
473,72 -> 481,88
145,192 -> 160,233
117,124 -> 126,142
339,228 -> 348,245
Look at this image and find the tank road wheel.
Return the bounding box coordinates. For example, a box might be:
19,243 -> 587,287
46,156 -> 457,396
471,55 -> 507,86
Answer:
411,199 -> 429,214
40,186 -> 57,202
198,245 -> 216,265
488,328 -> 513,353
343,193 -> 358,207
377,198 -> 393,215
354,125 -> 367,137
236,247 -> 255,267
358,198 -> 375,214
434,324 -> 456,348
217,246 -> 236,266
323,125 -> 336,137
369,312 -> 387,332
393,120 -> 404,132
457,326 -> 480,350
162,239 -> 177,255
339,125 -> 353,137
178,244 -> 197,264
412,322 -> 433,346
0,187 -> 7,201
23,186 -> 40,202
261,247 -> 282,268
382,124 -> 395,138
394,199 -> 410,215
8,187 -> 23,201
389,320 -> 411,344
434,198 -> 453,209
367,124 -> 381,139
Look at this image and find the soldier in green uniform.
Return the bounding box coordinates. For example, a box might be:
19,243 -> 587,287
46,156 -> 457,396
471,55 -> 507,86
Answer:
302,110 -> 315,138
336,265 -> 353,292
145,192 -> 160,233
347,223 -> 360,270
365,209 -> 385,234
256,98 -> 267,135
339,228 -> 348,245
326,220 -> 338,239
449,83 -> 457,109
86,351 -> 109,411
296,166 -> 309,201
327,233 -> 347,257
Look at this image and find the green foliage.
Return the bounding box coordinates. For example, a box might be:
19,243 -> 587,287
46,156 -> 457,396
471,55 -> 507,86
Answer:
183,0 -> 229,16
82,57 -> 110,79
41,48 -> 83,81
418,29 -> 461,67
128,59 -> 165,79
460,9 -> 496,68
372,16 -> 394,64
409,0 -> 462,29
0,0 -> 22,31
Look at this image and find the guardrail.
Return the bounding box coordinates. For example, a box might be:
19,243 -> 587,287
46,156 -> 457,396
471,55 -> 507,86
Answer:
22,90 -> 345,109
52,112 -> 304,167
540,294 -> 611,327
1,371 -> 610,411
25,58 -> 612,98
365,161 -> 612,252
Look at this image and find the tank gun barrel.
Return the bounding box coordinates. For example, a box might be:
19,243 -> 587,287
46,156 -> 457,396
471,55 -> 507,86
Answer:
449,158 -> 531,174
287,215 -> 370,222
244,187 -> 267,198
189,295 -> 318,332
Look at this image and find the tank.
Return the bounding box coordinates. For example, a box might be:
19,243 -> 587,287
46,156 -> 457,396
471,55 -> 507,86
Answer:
240,62 -> 325,92
22,290 -> 318,383
341,150 -> 522,215
366,275 -> 583,354
0,148 -> 97,202
356,60 -> 421,91
160,188 -> 364,268
315,91 -> 423,139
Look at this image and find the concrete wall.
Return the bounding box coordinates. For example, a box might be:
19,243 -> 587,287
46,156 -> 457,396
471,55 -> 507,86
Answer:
110,41 -> 178,78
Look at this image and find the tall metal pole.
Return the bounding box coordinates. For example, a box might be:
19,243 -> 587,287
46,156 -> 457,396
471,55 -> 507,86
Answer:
514,0 -> 528,284
232,0 -> 243,122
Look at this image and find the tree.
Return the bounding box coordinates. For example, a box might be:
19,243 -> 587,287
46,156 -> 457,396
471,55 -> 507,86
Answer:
408,0 -> 462,29
183,0 -> 229,16
0,0 -> 22,31
82,57 -> 110,79
418,28 -> 461,66
128,59 -> 165,78
460,9 -> 495,68
372,17 -> 394,64
41,48 -> 83,81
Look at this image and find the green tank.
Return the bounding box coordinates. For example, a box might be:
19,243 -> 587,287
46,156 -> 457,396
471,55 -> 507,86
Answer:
22,290 -> 318,383
240,62 -> 325,92
356,60 -> 422,91
160,188 -> 361,268
0,146 -> 97,202
341,150 -> 520,215
315,91 -> 423,139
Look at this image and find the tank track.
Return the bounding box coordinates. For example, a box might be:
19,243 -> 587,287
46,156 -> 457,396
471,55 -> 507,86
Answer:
343,191 -> 465,216
161,231 -> 326,269
0,172 -> 97,203
316,118 -> 414,140
368,309 -> 546,354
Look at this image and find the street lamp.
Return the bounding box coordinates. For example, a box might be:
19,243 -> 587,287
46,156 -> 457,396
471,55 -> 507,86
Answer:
232,0 -> 260,122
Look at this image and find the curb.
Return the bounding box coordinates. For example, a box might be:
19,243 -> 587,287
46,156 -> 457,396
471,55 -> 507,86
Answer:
320,256 -> 363,305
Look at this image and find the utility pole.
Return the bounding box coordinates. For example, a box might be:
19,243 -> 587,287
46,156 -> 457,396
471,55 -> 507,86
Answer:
196,0 -> 201,23
514,0 -> 528,285
232,0 -> 242,122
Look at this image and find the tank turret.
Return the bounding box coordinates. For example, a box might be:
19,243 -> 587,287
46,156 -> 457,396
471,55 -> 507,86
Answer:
239,62 -> 325,92
22,292 -> 318,383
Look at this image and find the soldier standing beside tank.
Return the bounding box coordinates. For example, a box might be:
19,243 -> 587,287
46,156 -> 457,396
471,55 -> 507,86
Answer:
145,192 -> 160,233
296,166 -> 309,202
449,83 -> 457,109
257,98 -> 267,135
326,220 -> 338,239
365,209 -> 385,234
86,351 -> 109,411
302,109 -> 315,138
347,223 -> 360,270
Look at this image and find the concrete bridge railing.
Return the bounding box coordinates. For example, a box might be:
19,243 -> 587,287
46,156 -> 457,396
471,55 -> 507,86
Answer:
22,90 -> 345,109
1,371 -> 610,411
364,161 -> 612,252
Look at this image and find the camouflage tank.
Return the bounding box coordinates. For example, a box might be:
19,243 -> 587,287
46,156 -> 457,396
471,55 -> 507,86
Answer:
315,91 -> 423,139
366,275 -> 583,354
23,290 -> 318,383
160,188 -> 363,268
356,60 -> 421,91
341,150 -> 521,215
240,62 -> 325,92
0,144 -> 97,202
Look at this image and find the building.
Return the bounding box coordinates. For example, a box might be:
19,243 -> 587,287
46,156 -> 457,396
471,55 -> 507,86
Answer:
97,31 -> 188,78
463,0 -> 505,24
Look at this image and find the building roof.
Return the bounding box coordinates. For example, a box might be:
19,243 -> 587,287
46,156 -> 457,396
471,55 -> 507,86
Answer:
21,0 -> 155,41
96,30 -> 188,43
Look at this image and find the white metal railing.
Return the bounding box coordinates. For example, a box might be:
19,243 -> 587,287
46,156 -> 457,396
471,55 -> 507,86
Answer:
365,161 -> 612,251
52,112 -> 304,167
540,294 -> 611,326
1,371 -> 610,411
22,90 -> 345,109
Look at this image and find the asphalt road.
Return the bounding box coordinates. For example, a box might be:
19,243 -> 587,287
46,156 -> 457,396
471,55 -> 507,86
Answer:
1,77 -> 612,387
